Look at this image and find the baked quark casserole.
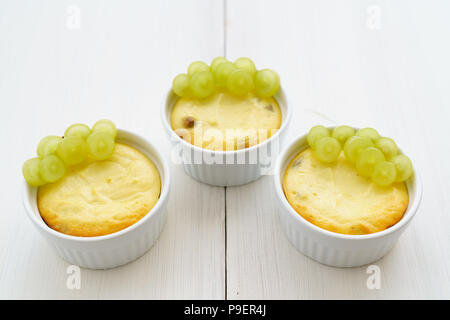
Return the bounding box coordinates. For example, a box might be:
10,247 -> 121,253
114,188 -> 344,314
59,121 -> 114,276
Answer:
171,91 -> 282,151
37,143 -> 161,237
170,57 -> 282,151
283,148 -> 409,235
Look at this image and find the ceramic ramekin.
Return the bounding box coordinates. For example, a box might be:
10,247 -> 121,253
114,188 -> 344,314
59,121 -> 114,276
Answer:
274,126 -> 422,267
23,129 -> 170,269
161,87 -> 292,186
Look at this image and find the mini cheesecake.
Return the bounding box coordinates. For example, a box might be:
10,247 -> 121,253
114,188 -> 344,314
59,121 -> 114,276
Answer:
171,91 -> 282,151
37,143 -> 161,237
283,148 -> 409,235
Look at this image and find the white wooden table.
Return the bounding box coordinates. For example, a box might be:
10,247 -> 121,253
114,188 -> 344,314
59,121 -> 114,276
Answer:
1,0 -> 449,299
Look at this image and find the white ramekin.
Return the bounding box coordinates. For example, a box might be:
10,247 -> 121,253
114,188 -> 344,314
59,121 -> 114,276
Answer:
23,129 -> 171,269
274,127 -> 422,267
161,87 -> 291,186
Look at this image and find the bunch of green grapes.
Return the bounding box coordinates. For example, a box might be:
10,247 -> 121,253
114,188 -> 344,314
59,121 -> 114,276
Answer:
172,57 -> 280,99
306,125 -> 413,187
172,60 -> 215,99
23,120 -> 117,187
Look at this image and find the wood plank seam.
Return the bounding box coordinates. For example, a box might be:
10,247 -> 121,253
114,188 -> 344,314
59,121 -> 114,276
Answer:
223,0 -> 228,301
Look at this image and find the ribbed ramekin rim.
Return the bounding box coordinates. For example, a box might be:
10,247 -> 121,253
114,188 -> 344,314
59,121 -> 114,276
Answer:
273,127 -> 423,241
160,86 -> 292,155
22,128 -> 171,243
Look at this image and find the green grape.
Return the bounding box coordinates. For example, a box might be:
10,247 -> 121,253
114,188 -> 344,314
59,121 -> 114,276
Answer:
64,123 -> 91,140
234,57 -> 256,76
37,135 -> 63,158
87,132 -> 115,160
375,137 -> 398,159
23,158 -> 46,186
254,69 -> 280,97
343,136 -> 374,163
313,137 -> 341,163
190,70 -> 215,98
355,147 -> 385,178
213,61 -> 237,87
172,73 -> 191,97
92,119 -> 117,138
56,136 -> 88,165
227,69 -> 254,96
187,61 -> 209,78
307,125 -> 330,147
40,155 -> 66,183
356,127 -> 380,142
332,125 -> 355,146
372,161 -> 396,186
391,154 -> 413,182
210,57 -> 228,72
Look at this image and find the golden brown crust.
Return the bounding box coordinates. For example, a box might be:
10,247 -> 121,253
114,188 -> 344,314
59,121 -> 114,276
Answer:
37,143 -> 161,237
37,197 -> 155,237
170,91 -> 282,151
282,148 -> 409,235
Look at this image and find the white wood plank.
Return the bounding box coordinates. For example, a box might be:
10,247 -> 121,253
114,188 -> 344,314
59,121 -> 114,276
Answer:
226,0 -> 450,299
0,0 -> 225,299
